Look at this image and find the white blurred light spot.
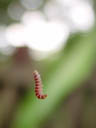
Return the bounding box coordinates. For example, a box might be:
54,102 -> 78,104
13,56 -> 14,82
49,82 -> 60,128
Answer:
22,11 -> 70,52
8,2 -> 25,21
6,24 -> 26,47
20,0 -> 44,10
6,11 -> 70,55
22,11 -> 45,24
44,1 -> 63,20
69,2 -> 94,31
57,0 -> 82,7
45,0 -> 94,32
0,26 -> 9,48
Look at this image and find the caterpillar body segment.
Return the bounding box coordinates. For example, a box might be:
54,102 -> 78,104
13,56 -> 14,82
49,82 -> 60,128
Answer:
33,70 -> 47,99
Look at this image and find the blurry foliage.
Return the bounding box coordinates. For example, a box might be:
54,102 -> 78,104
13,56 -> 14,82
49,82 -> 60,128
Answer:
0,0 -> 96,128
0,0 -> 13,6
0,0 -> 13,24
11,30 -> 96,128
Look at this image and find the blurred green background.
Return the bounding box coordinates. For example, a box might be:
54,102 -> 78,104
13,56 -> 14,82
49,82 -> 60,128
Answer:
0,0 -> 96,128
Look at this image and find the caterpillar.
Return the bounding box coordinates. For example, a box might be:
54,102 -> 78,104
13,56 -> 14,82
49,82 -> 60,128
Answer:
33,70 -> 47,99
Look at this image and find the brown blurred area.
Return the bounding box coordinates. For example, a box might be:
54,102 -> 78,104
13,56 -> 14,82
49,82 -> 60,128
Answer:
0,47 -> 34,128
0,46 -> 96,128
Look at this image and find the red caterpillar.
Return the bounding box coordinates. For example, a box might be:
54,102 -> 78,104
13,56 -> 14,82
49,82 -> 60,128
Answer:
33,70 -> 47,99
